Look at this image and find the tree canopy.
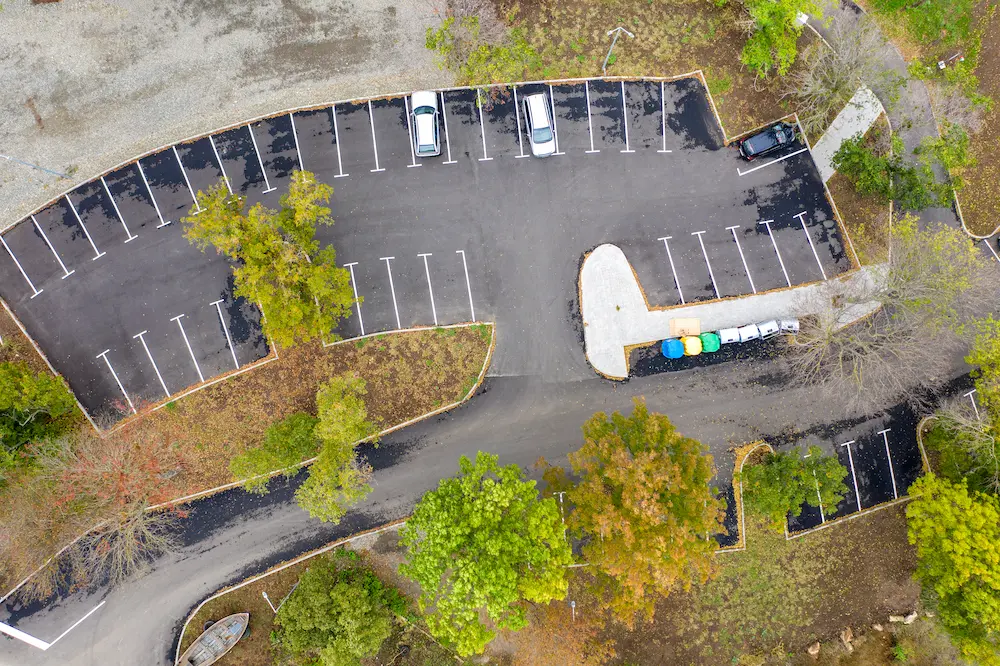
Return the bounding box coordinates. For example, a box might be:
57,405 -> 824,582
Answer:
182,170 -> 355,347
564,398 -> 725,625
741,446 -> 848,530
400,451 -> 572,656
0,362 -> 76,471
725,0 -> 823,77
230,413 -> 321,494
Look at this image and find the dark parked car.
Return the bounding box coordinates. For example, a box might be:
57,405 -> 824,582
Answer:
737,122 -> 797,161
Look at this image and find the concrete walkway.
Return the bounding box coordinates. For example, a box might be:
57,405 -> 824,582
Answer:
580,244 -> 881,378
812,86 -> 885,182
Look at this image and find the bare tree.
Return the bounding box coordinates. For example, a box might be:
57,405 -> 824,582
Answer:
787,217 -> 999,415
785,13 -> 900,137
928,81 -> 987,136
934,398 -> 1000,494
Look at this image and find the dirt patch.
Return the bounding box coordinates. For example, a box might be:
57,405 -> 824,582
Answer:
0,306 -> 55,376
609,504 -> 919,664
507,0 -> 816,137
827,114 -> 893,265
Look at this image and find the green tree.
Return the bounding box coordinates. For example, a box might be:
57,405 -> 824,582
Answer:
229,413 -> 320,494
741,446 -> 848,530
723,0 -> 824,77
0,362 -> 76,470
271,551 -> 405,666
906,474 -> 1000,662
315,374 -> 374,447
564,398 -> 724,625
182,170 -> 355,347
400,451 -> 572,656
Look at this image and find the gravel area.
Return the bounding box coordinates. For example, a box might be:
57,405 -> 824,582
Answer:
0,0 -> 453,230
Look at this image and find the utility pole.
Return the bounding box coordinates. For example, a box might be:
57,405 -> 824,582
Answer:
602,26 -> 635,75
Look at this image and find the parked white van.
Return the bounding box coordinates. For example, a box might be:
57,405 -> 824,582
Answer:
523,93 -> 556,157
410,91 -> 441,158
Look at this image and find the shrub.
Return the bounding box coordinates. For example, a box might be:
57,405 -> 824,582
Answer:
229,413 -> 320,494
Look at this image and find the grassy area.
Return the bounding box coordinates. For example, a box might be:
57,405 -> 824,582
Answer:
507,0 -> 816,137
0,307 -> 54,376
827,114 -> 893,265
0,324 -> 493,595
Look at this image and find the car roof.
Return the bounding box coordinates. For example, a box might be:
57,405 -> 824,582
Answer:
525,94 -> 550,127
414,114 -> 435,141
411,90 -> 438,110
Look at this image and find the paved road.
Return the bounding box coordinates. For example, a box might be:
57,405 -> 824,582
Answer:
0,355 -> 943,666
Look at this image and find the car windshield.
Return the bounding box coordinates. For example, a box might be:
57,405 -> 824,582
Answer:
532,126 -> 553,143
413,106 -> 435,115
417,144 -> 436,154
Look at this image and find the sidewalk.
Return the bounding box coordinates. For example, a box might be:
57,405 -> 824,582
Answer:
812,86 -> 885,182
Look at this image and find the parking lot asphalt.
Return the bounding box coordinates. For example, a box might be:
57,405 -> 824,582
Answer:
0,76 -> 852,423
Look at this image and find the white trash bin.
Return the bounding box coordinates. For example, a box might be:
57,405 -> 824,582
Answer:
780,319 -> 800,334
718,328 -> 740,344
757,320 -> 780,339
738,324 -> 760,342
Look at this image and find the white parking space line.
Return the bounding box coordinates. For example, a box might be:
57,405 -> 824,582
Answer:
247,124 -> 277,193
173,147 -> 203,216
965,388 -> 981,419
331,105 -> 349,178
417,253 -> 438,325
368,100 -> 386,173
456,250 -> 476,321
0,599 -> 108,651
44,600 -> 108,650
0,235 -> 43,298
439,93 -> 458,165
841,440 -> 862,512
658,81 -> 673,154
381,256 -> 402,329
758,219 -> 790,287
64,194 -> 108,261
803,449 -> 826,522
737,147 -> 809,176
513,88 -> 528,159
983,239 -> 1000,264
97,349 -> 136,414
585,82 -> 599,154
795,211 -> 828,280
344,262 -> 365,336
878,428 -> 899,499
211,299 -> 240,369
31,215 -> 74,279
99,177 -> 137,243
133,330 -> 170,398
403,97 -> 422,168
726,225 -> 756,293
136,159 -> 170,228
692,230 -> 719,298
620,81 -> 634,154
208,135 -> 234,195
548,85 -> 565,156
171,314 -> 205,383
289,113 -> 305,172
476,89 -> 493,162
657,236 -> 685,304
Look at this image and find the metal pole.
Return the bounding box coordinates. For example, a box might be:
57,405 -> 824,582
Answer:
0,154 -> 69,179
262,591 -> 278,614
602,27 -> 634,75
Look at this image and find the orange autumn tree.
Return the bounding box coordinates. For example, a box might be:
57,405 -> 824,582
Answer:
559,398 -> 724,625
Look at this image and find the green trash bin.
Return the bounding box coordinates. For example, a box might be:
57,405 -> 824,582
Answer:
700,332 -> 721,353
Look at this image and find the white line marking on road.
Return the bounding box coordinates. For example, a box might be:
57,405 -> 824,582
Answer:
289,112 -> 305,172
31,214 -> 74,279
65,195 -> 107,262
99,176 -> 138,243
795,210 -> 828,280
813,472 -> 826,523
381,256 -> 401,329
549,85 -> 565,155
878,428 -> 899,499
331,105 -> 349,177
982,239 -> 1000,264
841,440 -> 863,512
737,147 -> 808,176
97,349 -> 136,413
344,262 -> 365,336
417,253 -> 438,325
965,389 -> 981,419
171,314 -> 205,382
456,249 -> 476,321
758,219 -> 790,287
440,93 -> 458,164
133,330 -> 170,397
620,81 -> 634,153
476,89 -> 493,161
210,299 -> 240,369
513,87 -> 528,158
208,135 -> 234,195
403,97 -> 421,168
45,600 -> 108,649
585,81 -> 599,154
658,81 -> 673,153
136,159 -> 170,228
173,146 -> 204,216
247,123 -> 277,193
367,100 -> 385,172
657,236 -> 684,304
0,234 -> 43,298
0,621 -> 49,650
692,230 -> 719,298
726,225 -> 755,293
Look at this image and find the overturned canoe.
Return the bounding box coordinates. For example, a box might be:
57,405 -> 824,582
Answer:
178,613 -> 249,666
